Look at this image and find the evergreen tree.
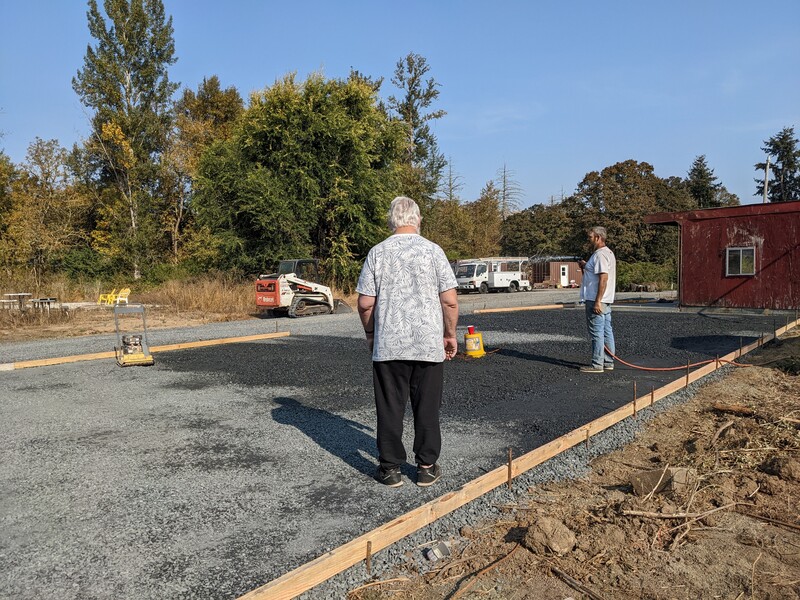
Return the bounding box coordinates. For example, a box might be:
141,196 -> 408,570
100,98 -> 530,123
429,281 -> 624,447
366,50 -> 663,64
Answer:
388,53 -> 447,212
755,126 -> 800,202
72,0 -> 178,279
463,181 -> 502,257
686,155 -> 721,208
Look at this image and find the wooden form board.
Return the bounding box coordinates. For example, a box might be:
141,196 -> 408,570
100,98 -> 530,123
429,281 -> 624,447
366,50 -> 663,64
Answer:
239,317 -> 799,600
2,331 -> 291,370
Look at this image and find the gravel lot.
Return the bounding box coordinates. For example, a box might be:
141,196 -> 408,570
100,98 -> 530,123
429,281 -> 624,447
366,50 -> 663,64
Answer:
0,292 -> 784,599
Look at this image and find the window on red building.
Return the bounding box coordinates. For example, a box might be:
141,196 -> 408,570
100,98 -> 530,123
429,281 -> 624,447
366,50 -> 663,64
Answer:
726,247 -> 755,276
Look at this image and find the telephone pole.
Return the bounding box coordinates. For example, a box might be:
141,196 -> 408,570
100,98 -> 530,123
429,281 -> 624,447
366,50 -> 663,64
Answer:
763,156 -> 770,203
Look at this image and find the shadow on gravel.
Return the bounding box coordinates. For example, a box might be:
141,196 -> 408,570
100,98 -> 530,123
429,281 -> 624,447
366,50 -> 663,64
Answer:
495,347 -> 584,369
671,334 -> 758,356
271,397 -> 377,477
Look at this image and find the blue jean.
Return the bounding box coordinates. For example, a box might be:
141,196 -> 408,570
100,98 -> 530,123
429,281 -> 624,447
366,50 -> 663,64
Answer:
585,303 -> 615,368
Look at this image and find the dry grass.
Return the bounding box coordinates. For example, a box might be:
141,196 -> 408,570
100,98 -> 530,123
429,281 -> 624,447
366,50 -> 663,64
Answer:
0,274 -> 107,303
0,273 -> 357,343
136,276 -> 254,317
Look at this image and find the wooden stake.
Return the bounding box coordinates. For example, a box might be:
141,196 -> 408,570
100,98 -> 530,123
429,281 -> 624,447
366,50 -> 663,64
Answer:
685,360 -> 690,388
585,428 -> 590,449
366,541 -> 372,575
633,381 -> 638,416
507,448 -> 513,489
715,355 -> 719,369
739,336 -> 743,358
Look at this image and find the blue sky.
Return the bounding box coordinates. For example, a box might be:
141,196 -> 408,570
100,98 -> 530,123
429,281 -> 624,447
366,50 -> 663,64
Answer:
2,1 -> 798,207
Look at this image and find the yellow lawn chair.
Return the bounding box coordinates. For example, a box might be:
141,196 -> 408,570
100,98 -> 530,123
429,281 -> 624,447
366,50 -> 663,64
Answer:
113,288 -> 131,305
98,288 -> 117,304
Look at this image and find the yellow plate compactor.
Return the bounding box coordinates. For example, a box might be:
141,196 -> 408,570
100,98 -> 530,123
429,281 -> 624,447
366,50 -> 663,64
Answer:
113,304 -> 155,367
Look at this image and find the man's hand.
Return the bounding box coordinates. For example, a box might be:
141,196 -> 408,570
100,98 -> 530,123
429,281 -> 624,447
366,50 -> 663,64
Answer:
593,300 -> 603,315
443,336 -> 457,360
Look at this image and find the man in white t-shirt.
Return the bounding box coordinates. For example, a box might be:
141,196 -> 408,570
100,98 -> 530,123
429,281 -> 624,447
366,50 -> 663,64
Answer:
578,226 -> 617,373
356,197 -> 459,488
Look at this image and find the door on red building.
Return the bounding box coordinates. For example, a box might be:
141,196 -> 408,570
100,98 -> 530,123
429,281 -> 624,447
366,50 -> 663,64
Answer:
560,265 -> 569,287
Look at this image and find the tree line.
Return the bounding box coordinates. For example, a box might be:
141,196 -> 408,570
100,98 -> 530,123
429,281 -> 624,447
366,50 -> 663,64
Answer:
1,0 -> 799,292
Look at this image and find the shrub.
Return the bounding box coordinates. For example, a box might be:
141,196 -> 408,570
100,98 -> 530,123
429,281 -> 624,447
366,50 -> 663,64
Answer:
616,261 -> 676,291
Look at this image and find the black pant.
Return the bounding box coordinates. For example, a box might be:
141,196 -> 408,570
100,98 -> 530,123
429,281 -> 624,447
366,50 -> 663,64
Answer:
372,360 -> 444,470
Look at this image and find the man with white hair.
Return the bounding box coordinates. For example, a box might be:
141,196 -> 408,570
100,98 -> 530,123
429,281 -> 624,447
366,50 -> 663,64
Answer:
356,196 -> 459,487
578,226 -> 617,373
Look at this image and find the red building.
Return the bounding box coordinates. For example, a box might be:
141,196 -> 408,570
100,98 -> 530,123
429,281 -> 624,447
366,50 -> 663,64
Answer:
645,201 -> 800,310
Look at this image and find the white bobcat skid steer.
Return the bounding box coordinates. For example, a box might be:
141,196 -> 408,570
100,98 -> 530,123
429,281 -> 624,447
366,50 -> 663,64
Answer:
255,259 -> 335,317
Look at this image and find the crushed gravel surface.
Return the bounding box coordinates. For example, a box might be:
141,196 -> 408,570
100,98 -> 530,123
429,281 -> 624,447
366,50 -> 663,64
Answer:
0,295 -> 787,599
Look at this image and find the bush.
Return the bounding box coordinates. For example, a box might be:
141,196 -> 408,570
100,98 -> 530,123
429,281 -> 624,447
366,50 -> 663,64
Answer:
616,261 -> 676,291
56,247 -> 113,280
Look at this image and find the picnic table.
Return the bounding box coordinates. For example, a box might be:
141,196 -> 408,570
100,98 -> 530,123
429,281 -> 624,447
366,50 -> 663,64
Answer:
31,297 -> 58,313
3,292 -> 32,310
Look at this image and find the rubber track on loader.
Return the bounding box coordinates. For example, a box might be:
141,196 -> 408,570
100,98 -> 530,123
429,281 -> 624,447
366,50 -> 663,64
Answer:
287,295 -> 332,318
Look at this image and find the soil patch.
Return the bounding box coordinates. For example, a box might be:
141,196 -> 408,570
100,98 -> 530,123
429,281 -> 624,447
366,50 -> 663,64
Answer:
352,332 -> 800,600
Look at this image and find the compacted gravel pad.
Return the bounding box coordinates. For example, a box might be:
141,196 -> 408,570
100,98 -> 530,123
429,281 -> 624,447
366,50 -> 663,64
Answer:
0,307 -> 779,599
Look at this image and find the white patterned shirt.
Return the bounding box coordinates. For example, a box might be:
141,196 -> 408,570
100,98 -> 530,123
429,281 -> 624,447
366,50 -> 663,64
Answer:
356,233 -> 457,362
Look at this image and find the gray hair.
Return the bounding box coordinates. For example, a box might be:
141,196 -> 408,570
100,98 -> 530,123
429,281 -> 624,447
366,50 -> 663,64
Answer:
588,226 -> 607,241
388,196 -> 421,231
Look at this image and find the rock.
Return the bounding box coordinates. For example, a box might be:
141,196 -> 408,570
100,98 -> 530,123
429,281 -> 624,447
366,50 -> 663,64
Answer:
630,467 -> 696,496
759,457 -> 800,482
522,517 -> 576,556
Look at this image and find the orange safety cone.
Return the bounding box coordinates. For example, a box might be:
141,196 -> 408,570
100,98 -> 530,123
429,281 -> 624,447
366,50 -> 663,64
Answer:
464,325 -> 486,358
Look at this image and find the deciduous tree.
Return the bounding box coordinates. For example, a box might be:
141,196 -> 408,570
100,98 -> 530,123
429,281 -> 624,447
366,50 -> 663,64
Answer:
193,72 -> 407,289
161,76 -> 243,262
572,160 -> 661,262
72,0 -> 178,279
0,139 -> 89,287
501,202 -> 571,257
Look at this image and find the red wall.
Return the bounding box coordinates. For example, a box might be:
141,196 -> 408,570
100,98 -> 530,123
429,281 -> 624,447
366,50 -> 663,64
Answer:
680,211 -> 800,309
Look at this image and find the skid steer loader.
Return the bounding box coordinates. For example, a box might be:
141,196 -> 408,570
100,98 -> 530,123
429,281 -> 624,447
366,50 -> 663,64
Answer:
255,259 -> 336,317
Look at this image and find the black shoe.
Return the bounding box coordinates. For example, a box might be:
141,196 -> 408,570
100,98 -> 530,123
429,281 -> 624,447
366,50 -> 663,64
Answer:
417,464 -> 441,487
376,466 -> 402,487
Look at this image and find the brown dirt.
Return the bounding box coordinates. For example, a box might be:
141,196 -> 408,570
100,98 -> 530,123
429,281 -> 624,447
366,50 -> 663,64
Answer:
351,332 -> 800,600
0,305 -> 257,343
